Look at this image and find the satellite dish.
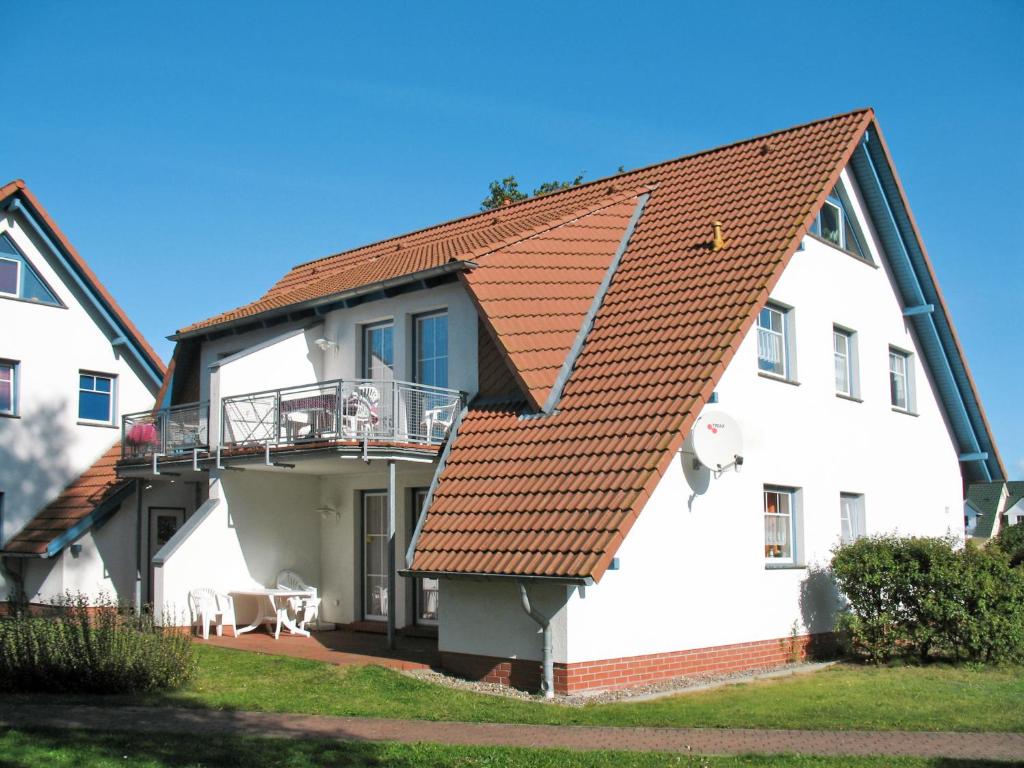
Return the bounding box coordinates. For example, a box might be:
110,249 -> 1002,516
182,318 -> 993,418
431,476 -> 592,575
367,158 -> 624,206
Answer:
691,410 -> 744,472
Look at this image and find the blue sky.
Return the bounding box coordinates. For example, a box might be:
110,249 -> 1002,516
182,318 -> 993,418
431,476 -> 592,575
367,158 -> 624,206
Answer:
5,1 -> 1022,476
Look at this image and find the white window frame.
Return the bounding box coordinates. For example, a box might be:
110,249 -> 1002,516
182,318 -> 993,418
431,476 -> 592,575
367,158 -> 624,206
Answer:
757,304 -> 793,380
78,371 -> 117,425
764,486 -> 798,565
0,360 -> 17,416
0,257 -> 19,298
840,493 -> 867,545
889,347 -> 914,412
413,310 -> 448,389
833,326 -> 859,398
362,321 -> 395,382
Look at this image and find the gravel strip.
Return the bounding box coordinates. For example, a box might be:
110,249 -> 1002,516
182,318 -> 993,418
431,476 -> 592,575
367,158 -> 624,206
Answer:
407,660 -> 836,706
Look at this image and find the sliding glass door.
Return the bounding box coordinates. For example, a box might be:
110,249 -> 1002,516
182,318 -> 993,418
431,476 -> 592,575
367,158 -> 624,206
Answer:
362,491 -> 388,621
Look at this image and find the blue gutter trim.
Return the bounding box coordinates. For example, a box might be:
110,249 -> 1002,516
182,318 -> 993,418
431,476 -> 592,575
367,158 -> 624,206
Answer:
850,130 -> 999,482
44,482 -> 136,558
4,197 -> 163,387
902,304 -> 934,317
959,452 -> 989,463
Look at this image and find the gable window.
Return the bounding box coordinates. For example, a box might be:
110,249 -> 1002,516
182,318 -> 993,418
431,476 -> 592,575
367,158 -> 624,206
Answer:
764,486 -> 798,563
840,493 -> 866,544
833,327 -> 859,398
889,348 -> 914,412
78,372 -> 115,424
0,361 -> 17,416
414,311 -> 448,389
809,187 -> 868,260
0,234 -> 61,305
757,304 -> 792,379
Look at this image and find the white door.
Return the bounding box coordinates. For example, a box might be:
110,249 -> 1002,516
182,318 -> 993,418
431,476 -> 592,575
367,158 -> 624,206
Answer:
148,507 -> 185,603
362,492 -> 388,621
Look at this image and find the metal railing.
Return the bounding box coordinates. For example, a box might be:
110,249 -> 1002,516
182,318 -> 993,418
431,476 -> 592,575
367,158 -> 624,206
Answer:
220,378 -> 463,449
122,402 -> 210,460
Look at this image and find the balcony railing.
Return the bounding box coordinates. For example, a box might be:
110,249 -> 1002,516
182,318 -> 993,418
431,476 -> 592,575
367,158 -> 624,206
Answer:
221,378 -> 463,449
121,380 -> 463,462
122,403 -> 210,460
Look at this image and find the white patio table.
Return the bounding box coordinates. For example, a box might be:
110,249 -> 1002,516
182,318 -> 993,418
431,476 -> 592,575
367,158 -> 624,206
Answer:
229,588 -> 312,639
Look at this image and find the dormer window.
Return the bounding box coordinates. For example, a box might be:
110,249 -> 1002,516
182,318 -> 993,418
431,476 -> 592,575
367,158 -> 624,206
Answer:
809,187 -> 869,261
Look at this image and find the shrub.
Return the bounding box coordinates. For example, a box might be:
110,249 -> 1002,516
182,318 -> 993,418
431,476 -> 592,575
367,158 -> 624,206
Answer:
992,522 -> 1024,568
0,592 -> 196,694
831,535 -> 1024,664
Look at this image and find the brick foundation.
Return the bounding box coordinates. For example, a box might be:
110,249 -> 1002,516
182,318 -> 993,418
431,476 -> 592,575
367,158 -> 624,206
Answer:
442,633 -> 837,695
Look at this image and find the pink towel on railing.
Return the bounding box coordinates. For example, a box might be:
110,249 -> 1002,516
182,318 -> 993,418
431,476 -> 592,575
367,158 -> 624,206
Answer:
126,422 -> 159,445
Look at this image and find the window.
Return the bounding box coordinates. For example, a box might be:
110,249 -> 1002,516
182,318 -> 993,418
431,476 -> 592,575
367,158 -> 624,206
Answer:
0,233 -> 60,305
840,493 -> 866,544
414,312 -> 448,388
411,488 -> 439,624
764,486 -> 797,563
78,372 -> 115,423
808,187 -> 868,260
0,361 -> 17,416
757,304 -> 790,378
833,327 -> 858,397
363,322 -> 394,381
889,348 -> 913,411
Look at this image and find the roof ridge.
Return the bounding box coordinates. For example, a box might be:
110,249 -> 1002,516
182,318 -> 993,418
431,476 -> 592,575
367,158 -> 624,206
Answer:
287,107 -> 874,273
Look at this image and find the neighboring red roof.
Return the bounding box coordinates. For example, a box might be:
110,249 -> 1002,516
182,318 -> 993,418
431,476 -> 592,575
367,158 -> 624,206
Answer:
409,109 -> 876,581
2,444 -> 129,556
0,180 -> 165,383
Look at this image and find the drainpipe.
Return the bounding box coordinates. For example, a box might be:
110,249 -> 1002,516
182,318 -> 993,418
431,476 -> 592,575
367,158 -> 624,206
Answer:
518,581 -> 554,699
134,478 -> 144,615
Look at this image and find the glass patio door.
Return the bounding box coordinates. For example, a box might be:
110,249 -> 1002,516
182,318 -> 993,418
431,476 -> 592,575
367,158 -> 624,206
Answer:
363,322 -> 394,381
362,492 -> 389,621
412,489 -> 439,624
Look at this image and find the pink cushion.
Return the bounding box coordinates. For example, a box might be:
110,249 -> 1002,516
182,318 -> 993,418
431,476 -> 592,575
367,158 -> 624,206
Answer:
127,422 -> 159,445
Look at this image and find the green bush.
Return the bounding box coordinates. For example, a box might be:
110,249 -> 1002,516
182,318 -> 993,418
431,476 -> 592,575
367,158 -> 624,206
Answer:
831,535 -> 1024,664
0,592 -> 196,694
992,522 -> 1024,568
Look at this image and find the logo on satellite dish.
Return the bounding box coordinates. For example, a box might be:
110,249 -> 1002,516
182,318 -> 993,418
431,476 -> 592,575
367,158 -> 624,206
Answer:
691,410 -> 744,477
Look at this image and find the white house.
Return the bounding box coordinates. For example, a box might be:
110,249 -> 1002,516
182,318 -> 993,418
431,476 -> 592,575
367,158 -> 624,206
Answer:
7,110 -> 1004,694
0,180 -> 164,605
965,480 -> 1024,540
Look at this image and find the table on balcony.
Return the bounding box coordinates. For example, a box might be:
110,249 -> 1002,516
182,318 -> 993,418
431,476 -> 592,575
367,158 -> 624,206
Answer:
279,394 -> 337,440
230,588 -> 312,639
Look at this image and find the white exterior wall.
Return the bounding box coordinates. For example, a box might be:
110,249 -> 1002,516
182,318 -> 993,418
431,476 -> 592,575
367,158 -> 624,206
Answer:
558,167 -> 965,663
439,580 -> 569,662
0,212 -> 157,546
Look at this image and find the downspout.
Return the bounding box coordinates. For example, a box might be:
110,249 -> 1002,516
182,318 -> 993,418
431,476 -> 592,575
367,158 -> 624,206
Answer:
518,581 -> 554,699
135,478 -> 144,615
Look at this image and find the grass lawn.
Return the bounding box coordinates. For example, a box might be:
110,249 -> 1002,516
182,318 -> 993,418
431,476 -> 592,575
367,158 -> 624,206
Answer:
21,646 -> 1023,733
0,728 -> 1014,768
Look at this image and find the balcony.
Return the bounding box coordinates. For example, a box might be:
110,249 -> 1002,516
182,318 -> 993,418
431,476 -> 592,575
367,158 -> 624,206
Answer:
122,402 -> 210,460
121,379 -> 463,462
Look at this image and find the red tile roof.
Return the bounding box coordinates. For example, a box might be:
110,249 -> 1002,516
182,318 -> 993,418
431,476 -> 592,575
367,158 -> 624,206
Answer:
409,109 -> 877,582
0,180 -> 165,382
2,444 -> 130,556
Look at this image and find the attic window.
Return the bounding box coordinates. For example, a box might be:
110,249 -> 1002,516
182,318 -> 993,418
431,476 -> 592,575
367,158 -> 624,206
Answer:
809,186 -> 869,261
0,234 -> 61,305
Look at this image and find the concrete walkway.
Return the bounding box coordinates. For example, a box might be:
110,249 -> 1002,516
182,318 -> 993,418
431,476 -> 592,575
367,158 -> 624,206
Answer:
1,704 -> 1022,762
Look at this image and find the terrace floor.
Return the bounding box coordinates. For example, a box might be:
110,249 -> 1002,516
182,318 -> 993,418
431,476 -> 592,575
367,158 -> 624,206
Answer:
199,627 -> 439,672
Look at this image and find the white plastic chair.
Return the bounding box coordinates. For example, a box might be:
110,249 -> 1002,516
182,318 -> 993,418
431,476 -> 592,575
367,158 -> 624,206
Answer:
276,570 -> 322,631
341,385 -> 380,437
422,400 -> 457,441
188,588 -> 236,640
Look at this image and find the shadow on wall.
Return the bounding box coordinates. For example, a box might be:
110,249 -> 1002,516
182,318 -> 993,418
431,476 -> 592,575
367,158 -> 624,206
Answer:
0,400 -> 76,543
799,564 -> 843,635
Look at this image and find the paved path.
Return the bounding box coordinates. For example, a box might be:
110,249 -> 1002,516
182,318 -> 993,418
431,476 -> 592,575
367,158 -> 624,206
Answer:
1,704 -> 1021,762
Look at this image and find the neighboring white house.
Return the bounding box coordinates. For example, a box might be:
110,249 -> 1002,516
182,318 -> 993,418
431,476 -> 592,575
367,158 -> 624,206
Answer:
0,180 -> 164,605
965,480 -> 1024,540
7,110 -> 1005,694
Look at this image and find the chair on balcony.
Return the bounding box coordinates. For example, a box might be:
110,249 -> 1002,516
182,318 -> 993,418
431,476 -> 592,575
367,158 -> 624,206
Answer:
422,399 -> 458,441
341,385 -> 380,438
276,569 -> 322,631
188,588 -> 237,640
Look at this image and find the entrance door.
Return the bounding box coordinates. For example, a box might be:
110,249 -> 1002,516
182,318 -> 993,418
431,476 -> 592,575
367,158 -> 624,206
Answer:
362,492 -> 388,621
411,489 -> 438,625
148,507 -> 185,603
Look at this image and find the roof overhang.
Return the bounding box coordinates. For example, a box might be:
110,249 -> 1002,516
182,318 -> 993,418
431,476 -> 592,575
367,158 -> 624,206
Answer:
171,259 -> 476,341
849,125 -> 1004,483
398,568 -> 593,586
